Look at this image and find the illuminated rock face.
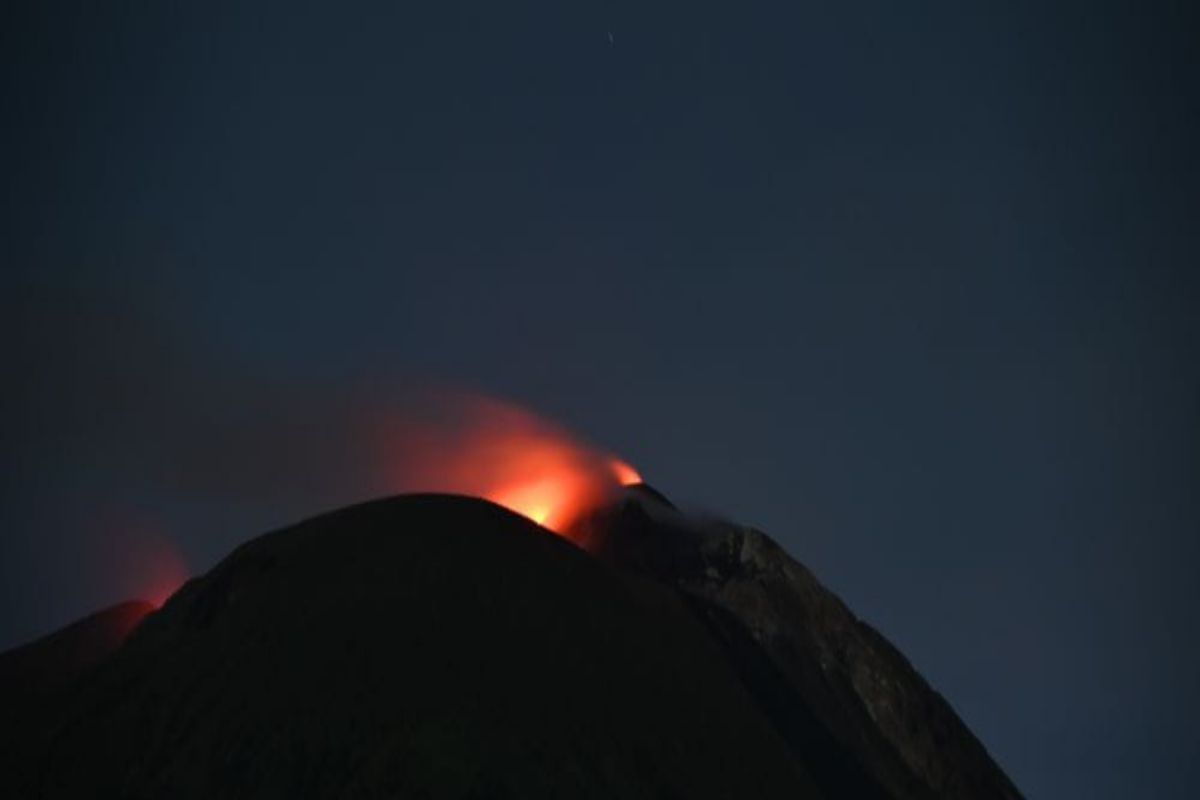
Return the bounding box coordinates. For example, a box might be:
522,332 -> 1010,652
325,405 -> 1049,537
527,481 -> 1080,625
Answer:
1,493 -> 1022,799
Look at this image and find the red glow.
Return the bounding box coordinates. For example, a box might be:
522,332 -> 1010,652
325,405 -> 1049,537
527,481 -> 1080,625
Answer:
94,510 -> 189,610
142,541 -> 188,609
375,394 -> 641,537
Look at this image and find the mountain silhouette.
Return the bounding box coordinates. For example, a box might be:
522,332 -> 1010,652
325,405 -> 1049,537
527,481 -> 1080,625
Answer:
1,491 -> 1021,798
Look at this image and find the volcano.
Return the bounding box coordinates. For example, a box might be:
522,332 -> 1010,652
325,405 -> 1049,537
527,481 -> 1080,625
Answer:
0,490 -> 1022,799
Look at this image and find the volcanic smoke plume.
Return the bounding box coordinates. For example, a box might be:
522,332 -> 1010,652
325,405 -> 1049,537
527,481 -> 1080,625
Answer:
0,387 -> 1025,799
371,393 -> 641,536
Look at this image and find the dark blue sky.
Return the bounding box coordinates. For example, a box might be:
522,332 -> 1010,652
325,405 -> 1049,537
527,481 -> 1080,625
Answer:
3,2 -> 1198,797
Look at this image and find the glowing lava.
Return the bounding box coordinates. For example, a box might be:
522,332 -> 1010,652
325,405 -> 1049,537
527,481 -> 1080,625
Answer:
376,394 -> 641,536
609,458 -> 642,487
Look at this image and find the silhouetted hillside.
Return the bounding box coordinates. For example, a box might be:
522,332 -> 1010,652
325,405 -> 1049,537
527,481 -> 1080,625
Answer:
1,492 -> 1021,799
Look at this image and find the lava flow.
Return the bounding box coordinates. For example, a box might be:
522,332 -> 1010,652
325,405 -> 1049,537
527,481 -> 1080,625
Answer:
376,394 -> 641,536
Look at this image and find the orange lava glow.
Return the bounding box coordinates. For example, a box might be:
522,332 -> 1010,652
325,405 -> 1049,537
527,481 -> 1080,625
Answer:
609,458 -> 642,486
376,394 -> 641,536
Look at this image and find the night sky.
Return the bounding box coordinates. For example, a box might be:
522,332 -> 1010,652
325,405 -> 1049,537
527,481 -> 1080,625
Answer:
3,2 -> 1198,797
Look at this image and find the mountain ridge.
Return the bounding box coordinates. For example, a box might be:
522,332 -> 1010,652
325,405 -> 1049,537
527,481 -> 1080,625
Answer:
1,492 -> 1022,799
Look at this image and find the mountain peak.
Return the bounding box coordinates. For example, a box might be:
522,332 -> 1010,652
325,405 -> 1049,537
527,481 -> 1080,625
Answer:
1,493 -> 1021,798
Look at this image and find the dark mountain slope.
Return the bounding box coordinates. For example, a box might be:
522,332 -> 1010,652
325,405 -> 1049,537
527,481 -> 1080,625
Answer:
571,489 -> 1022,800
0,600 -> 152,698
0,599 -> 154,755
4,495 -> 820,799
